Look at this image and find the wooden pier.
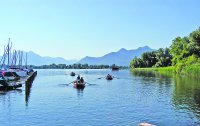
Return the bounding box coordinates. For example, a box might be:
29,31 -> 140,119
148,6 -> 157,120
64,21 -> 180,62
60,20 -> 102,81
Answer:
26,71 -> 37,85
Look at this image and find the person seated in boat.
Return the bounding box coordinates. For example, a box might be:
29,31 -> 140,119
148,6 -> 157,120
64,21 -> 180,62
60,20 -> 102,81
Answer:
77,75 -> 80,80
80,77 -> 84,83
107,74 -> 111,78
76,75 -> 81,83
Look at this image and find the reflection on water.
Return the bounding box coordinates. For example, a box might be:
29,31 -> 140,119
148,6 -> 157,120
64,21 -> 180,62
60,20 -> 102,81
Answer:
131,71 -> 173,92
25,82 -> 33,106
25,73 -> 37,106
0,91 -> 7,95
173,75 -> 200,118
0,89 -> 22,95
132,70 -> 200,125
0,89 -> 22,110
76,88 -> 84,97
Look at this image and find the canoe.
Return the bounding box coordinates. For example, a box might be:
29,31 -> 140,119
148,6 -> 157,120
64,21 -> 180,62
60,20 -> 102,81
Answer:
73,81 -> 85,89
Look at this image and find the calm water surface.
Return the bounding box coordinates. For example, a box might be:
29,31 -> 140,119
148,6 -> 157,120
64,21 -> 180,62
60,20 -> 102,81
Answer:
0,69 -> 200,126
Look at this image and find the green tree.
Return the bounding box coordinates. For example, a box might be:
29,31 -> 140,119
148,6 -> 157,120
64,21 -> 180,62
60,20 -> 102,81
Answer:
188,28 -> 200,57
190,27 -> 200,46
170,37 -> 189,65
130,57 -> 145,68
141,51 -> 157,67
154,48 -> 172,67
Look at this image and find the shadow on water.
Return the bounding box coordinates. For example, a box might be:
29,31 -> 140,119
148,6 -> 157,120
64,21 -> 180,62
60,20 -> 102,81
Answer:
172,75 -> 200,118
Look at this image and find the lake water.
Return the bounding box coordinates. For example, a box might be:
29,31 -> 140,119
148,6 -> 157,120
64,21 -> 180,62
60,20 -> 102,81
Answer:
0,69 -> 200,126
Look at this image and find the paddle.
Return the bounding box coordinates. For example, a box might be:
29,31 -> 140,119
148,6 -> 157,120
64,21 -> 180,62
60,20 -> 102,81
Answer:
58,84 -> 69,86
98,76 -> 106,79
67,81 -> 74,85
85,82 -> 97,85
113,76 -> 120,79
58,81 -> 74,86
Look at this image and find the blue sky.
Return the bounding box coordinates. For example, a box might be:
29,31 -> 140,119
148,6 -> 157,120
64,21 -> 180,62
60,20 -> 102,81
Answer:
0,0 -> 200,60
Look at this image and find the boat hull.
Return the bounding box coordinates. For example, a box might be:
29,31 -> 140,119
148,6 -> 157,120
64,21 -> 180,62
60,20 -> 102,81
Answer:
112,67 -> 119,70
106,77 -> 113,80
70,72 -> 76,76
73,82 -> 85,89
0,84 -> 22,90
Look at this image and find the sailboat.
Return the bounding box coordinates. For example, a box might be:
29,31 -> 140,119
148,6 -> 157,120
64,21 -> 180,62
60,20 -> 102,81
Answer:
0,38 -> 33,90
0,39 -> 30,79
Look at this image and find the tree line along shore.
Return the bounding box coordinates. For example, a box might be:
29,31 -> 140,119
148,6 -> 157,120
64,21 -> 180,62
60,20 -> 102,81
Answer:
27,64 -> 128,69
130,27 -> 200,77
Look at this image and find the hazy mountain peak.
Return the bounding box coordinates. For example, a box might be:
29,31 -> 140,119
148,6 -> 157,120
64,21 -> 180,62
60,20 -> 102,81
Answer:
118,48 -> 127,52
78,46 -> 155,66
22,51 -> 77,65
137,46 -> 151,50
27,51 -> 41,57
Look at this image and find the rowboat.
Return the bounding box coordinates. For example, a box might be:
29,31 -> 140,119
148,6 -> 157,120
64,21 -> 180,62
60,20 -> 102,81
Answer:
106,75 -> 113,80
73,81 -> 85,89
112,66 -> 119,70
70,72 -> 76,76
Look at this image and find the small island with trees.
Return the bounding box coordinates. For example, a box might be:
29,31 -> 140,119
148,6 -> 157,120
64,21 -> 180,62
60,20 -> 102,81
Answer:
130,27 -> 200,76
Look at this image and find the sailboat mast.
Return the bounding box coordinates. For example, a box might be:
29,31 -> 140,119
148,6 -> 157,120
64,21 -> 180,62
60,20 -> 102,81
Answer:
26,52 -> 27,68
7,39 -> 10,66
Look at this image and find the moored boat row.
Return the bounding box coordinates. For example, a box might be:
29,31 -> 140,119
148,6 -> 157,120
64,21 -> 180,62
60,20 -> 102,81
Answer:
0,69 -> 37,91
0,39 -> 37,91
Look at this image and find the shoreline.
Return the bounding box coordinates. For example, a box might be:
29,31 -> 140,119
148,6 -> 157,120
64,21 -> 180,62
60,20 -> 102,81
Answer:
131,64 -> 200,78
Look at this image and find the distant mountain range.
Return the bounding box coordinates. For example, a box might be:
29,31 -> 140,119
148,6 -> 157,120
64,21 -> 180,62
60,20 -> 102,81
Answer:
0,51 -> 77,66
26,51 -> 77,66
78,46 -> 155,66
0,46 -> 155,66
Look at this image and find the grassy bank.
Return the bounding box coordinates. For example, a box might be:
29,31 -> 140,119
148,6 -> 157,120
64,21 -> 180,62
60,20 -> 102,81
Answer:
132,64 -> 200,77
181,63 -> 200,77
132,66 -> 175,74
